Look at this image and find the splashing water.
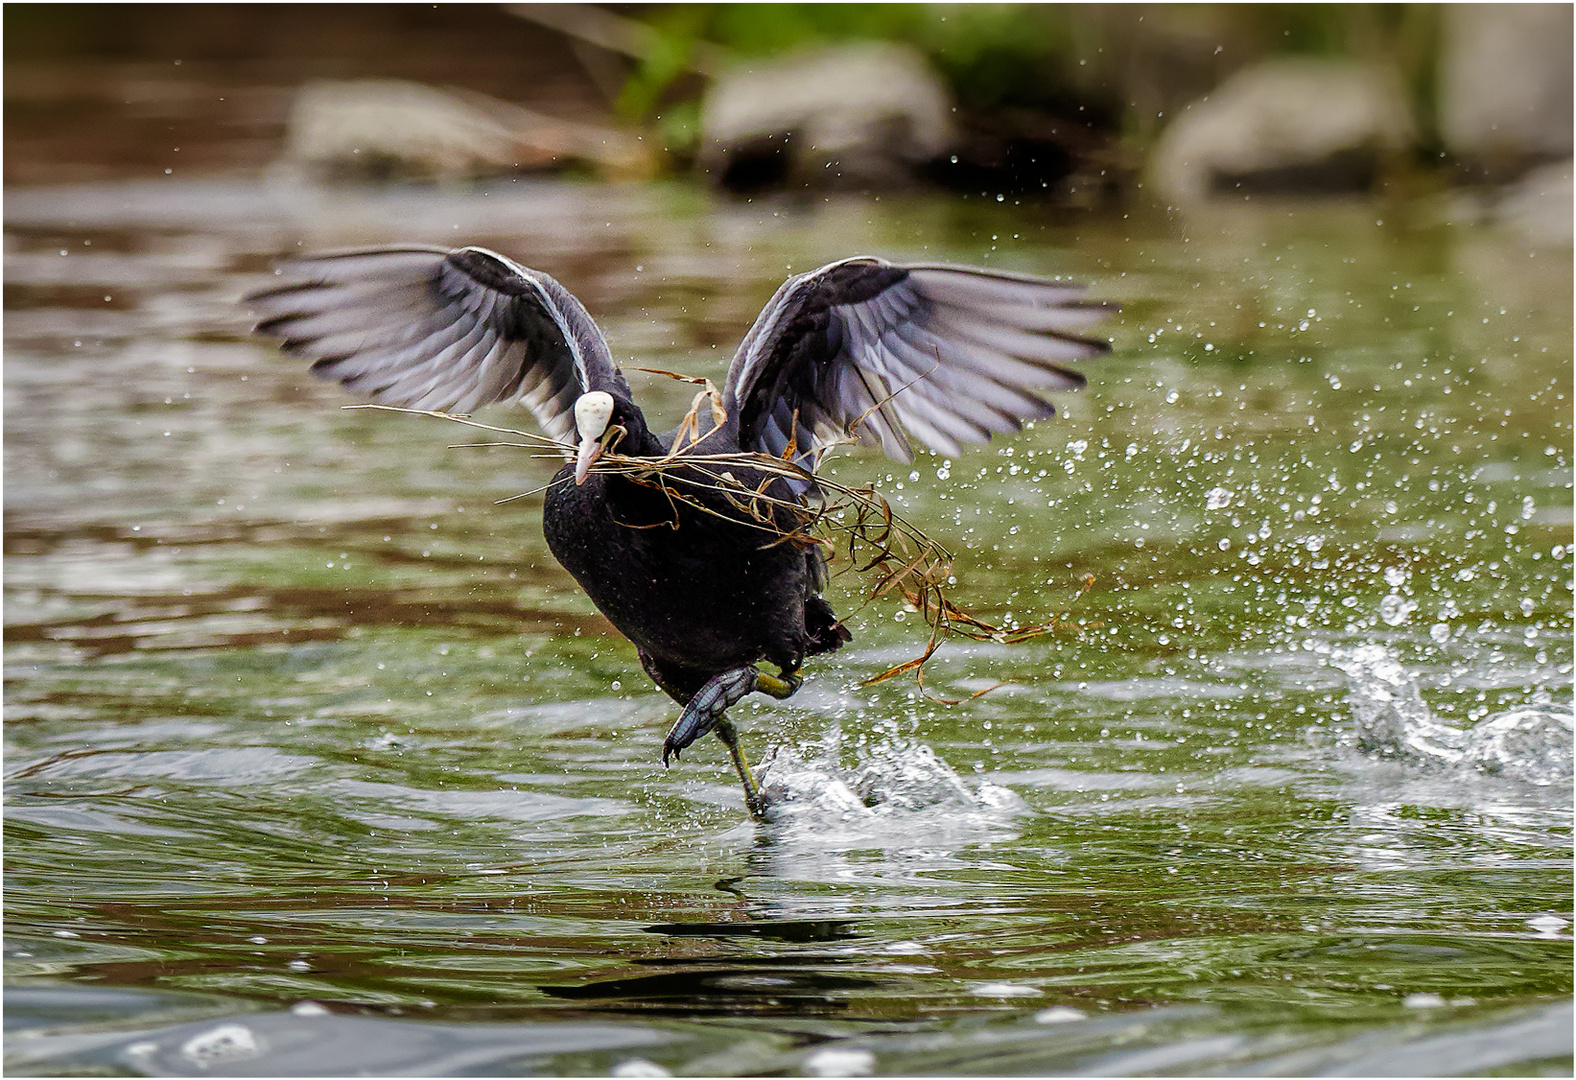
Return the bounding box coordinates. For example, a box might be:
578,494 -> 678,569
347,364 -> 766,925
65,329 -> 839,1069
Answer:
1331,644 -> 1573,786
755,734 -> 1027,837
1330,644 -> 1468,758
1462,708 -> 1576,787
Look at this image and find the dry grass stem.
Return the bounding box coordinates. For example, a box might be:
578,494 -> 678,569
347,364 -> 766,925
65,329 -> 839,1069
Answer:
352,402 -> 1089,692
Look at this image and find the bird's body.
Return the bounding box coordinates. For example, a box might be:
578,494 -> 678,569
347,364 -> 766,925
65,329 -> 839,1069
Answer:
249,247 -> 1108,817
542,451 -> 844,706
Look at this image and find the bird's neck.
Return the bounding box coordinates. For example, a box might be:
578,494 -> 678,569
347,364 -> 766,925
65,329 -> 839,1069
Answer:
610,409 -> 665,459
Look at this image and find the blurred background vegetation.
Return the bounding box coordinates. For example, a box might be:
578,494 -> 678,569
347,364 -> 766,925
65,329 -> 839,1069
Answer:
614,3 -> 1444,145
4,2 -> 1569,223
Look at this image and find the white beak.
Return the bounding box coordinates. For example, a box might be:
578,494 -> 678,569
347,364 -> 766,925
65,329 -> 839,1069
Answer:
573,391 -> 614,485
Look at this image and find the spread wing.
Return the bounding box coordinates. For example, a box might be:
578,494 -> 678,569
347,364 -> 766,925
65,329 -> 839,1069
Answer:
723,257 -> 1110,465
246,245 -> 625,447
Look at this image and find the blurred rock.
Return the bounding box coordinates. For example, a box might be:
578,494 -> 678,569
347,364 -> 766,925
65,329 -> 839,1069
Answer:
1149,59 -> 1415,205
1477,160 -> 1574,246
1439,4 -> 1573,176
280,79 -> 651,184
699,43 -> 955,192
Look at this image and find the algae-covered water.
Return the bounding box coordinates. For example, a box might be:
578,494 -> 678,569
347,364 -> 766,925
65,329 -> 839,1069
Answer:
5,179 -> 1571,1075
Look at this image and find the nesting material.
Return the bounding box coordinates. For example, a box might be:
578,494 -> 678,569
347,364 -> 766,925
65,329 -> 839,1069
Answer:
354,401 -> 1086,693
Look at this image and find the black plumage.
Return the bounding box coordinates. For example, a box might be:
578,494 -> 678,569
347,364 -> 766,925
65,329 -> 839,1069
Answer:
249,247 -> 1109,817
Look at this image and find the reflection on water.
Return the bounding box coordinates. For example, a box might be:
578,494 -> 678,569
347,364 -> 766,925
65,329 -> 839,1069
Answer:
5,178 -> 1572,1075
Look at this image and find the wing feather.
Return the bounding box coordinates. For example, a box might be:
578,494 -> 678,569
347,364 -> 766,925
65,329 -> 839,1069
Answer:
724,257 -> 1109,467
932,306 -> 1097,365
248,245 -> 622,449
881,329 -> 1053,421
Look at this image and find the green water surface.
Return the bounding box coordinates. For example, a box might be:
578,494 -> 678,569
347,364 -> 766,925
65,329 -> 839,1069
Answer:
5,180 -> 1571,1076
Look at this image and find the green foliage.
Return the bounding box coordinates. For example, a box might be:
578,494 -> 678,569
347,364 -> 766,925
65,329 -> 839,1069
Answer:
616,5 -> 712,122
621,3 -> 1450,147
912,6 -> 1090,113
700,3 -> 925,54
666,4 -> 1099,114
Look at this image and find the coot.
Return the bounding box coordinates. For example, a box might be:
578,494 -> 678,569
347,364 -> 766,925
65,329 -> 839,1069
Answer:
249,248 -> 1108,817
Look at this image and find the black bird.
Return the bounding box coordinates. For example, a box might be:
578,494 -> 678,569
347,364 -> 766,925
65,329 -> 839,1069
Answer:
248,248 -> 1109,816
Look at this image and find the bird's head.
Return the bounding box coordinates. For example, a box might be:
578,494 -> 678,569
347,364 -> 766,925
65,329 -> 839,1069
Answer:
573,390 -> 647,484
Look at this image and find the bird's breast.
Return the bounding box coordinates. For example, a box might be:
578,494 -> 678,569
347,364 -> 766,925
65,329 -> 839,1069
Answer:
541,465 -> 814,674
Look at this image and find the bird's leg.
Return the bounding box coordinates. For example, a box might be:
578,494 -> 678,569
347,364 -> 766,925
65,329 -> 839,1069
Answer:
754,668 -> 802,699
712,717 -> 766,821
662,665 -> 760,764
662,664 -> 805,820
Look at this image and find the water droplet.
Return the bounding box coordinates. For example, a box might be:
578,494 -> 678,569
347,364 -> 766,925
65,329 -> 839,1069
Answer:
1035,1005 -> 1088,1024
180,1024 -> 260,1066
1527,914 -> 1569,936
804,1047 -> 875,1077
969,982 -> 1042,998
1379,594 -> 1416,625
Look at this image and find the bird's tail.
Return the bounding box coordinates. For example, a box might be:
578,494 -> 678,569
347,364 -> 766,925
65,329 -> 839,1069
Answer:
805,595 -> 851,656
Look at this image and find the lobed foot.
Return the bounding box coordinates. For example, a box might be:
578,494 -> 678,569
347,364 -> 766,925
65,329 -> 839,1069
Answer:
662,666 -> 760,765
661,664 -> 805,821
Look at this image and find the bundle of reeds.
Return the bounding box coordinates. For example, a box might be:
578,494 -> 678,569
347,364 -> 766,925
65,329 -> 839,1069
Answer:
349,397 -> 1088,698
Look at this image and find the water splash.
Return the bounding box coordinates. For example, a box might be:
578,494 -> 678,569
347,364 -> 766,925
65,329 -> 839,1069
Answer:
754,733 -> 1027,837
1462,708 -> 1576,787
1330,644 -> 1468,759
1330,644 -> 1573,786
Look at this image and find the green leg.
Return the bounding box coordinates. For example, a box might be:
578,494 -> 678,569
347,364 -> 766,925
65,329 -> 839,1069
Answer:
713,717 -> 766,821
754,669 -> 802,699
662,664 -> 804,822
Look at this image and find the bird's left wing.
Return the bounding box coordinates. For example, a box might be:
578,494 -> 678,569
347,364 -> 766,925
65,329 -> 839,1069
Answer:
247,245 -> 625,448
722,257 -> 1110,466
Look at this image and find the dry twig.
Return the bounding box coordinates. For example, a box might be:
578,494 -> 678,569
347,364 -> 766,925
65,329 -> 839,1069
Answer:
346,401 -> 1090,691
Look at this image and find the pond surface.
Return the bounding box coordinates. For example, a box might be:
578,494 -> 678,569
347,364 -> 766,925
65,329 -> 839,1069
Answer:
5,178 -> 1572,1076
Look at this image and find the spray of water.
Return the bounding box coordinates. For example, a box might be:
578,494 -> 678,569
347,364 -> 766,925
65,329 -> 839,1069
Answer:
754,729 -> 1027,841
1330,643 -> 1573,786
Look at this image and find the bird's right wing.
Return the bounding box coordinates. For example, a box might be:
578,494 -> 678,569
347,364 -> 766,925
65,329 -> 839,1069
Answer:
247,245 -> 624,448
722,257 -> 1111,467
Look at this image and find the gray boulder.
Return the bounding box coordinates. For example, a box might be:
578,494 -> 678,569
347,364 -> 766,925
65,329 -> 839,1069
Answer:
1439,4 -> 1573,171
1491,160 -> 1573,245
699,42 -> 956,190
280,79 -> 650,183
1148,58 -> 1415,205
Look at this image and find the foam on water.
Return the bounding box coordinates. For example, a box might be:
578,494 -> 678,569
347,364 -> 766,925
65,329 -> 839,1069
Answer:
754,732 -> 1028,841
1331,643 -> 1573,786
